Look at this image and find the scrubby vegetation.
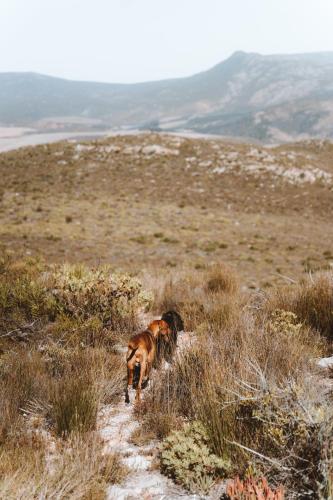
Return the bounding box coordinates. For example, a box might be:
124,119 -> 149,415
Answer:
265,273 -> 333,341
50,263 -> 151,326
1,131 -> 333,499
160,421 -> 230,493
226,476 -> 284,499
0,255 -> 146,497
0,253 -> 332,498
140,264 -> 333,498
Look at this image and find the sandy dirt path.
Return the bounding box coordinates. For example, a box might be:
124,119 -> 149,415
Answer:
99,399 -> 199,499
97,332 -> 206,500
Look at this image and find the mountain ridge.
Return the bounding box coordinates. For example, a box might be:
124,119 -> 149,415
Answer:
1,51 -> 333,142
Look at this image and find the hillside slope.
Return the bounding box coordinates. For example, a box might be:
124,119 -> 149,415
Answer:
1,133 -> 333,287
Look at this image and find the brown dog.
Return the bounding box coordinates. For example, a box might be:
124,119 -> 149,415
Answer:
125,320 -> 171,403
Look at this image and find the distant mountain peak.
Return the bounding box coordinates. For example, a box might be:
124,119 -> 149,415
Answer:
229,50 -> 251,58
228,50 -> 260,60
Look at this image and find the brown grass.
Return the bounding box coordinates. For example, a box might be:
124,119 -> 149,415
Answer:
0,434 -> 127,499
265,271 -> 333,343
0,256 -> 138,497
140,267 -> 329,496
205,262 -> 238,294
0,251 -> 332,497
152,263 -> 241,331
0,347 -> 126,497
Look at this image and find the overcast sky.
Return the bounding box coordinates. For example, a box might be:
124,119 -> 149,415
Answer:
1,0 -> 333,83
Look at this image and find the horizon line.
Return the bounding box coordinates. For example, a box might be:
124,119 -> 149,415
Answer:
1,49 -> 333,86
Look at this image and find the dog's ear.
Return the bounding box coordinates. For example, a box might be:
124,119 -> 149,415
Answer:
158,320 -> 171,337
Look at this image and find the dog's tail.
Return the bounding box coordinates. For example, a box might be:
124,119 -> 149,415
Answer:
126,346 -> 138,363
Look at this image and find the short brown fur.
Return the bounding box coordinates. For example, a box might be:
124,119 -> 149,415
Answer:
125,320 -> 170,403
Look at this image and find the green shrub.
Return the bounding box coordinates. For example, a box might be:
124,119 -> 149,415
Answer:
50,264 -> 151,326
0,256 -> 56,334
160,421 -> 230,493
212,388 -> 327,497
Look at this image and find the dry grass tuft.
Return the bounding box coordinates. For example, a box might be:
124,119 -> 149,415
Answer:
0,434 -> 127,499
265,271 -> 333,342
152,263 -> 242,331
51,375 -> 99,437
205,262 -> 238,295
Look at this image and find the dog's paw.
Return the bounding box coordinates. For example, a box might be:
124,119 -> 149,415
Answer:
141,378 -> 150,389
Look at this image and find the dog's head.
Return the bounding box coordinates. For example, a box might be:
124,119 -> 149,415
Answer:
161,310 -> 184,334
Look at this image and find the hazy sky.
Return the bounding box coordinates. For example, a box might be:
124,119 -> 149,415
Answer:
1,0 -> 333,83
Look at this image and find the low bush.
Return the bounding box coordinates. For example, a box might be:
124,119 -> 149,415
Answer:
0,256 -> 150,345
0,256 -> 56,335
50,264 -> 151,327
267,309 -> 302,337
160,421 -> 230,494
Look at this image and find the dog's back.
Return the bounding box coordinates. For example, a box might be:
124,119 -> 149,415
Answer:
127,330 -> 154,358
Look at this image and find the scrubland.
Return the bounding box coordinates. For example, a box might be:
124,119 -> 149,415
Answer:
0,134 -> 333,498
0,255 -> 332,498
143,264 -> 333,497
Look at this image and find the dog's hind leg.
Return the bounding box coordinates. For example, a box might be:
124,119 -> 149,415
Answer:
133,362 -> 140,389
135,358 -> 147,403
141,361 -> 152,390
125,365 -> 134,404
